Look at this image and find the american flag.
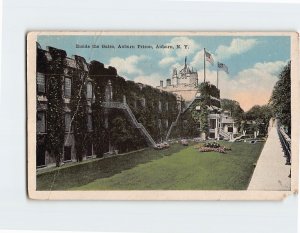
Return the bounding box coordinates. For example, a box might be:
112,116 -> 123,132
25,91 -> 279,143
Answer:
217,62 -> 229,74
205,50 -> 214,65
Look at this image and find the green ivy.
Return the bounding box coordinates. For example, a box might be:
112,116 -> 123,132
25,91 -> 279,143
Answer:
46,48 -> 66,167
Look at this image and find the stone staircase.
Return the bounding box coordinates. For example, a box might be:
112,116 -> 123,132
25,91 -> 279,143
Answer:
219,129 -> 231,140
102,101 -> 156,147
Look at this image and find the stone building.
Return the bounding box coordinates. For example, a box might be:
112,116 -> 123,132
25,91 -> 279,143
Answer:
36,45 -> 180,168
157,57 -> 198,103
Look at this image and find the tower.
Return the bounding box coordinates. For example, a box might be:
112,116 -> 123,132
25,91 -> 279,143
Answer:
172,68 -> 178,86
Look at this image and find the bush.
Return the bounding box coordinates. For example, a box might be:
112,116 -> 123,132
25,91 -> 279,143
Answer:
198,147 -> 226,154
204,142 -> 220,148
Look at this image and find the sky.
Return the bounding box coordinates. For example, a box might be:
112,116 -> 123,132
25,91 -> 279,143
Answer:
38,35 -> 290,111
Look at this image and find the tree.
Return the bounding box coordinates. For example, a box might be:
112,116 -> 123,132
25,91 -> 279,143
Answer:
269,61 -> 291,135
189,82 -> 219,139
244,104 -> 272,135
221,98 -> 244,130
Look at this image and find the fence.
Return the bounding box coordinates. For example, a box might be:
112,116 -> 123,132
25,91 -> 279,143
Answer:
277,120 -> 291,177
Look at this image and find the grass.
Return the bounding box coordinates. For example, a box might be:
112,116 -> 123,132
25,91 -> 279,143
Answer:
37,141 -> 264,190
36,143 -> 187,190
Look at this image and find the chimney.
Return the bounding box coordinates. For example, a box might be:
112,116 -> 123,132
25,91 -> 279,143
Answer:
160,80 -> 163,87
166,79 -> 171,86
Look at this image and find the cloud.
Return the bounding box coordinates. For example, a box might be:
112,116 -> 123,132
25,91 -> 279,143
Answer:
133,73 -> 165,87
157,37 -> 200,66
108,55 -> 147,76
159,56 -> 177,66
190,50 -> 204,69
253,61 -> 286,74
216,60 -> 286,111
170,37 -> 200,57
215,38 -> 258,60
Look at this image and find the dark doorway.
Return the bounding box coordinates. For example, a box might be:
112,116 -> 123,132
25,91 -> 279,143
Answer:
87,143 -> 93,157
228,127 -> 233,133
36,144 -> 46,167
210,119 -> 216,129
64,146 -> 72,161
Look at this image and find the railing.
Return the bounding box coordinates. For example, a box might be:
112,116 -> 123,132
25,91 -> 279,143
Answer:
230,134 -> 243,142
277,122 -> 291,166
183,101 -> 194,113
219,129 -> 230,139
102,101 -> 156,147
208,114 -> 221,119
165,110 -> 182,140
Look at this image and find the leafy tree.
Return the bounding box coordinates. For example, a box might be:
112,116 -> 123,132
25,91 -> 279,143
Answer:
221,99 -> 244,121
269,61 -> 291,135
189,82 -> 219,139
244,105 -> 272,135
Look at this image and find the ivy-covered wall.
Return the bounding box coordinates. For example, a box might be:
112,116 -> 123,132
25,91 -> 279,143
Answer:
170,82 -> 221,139
36,45 -> 181,166
89,60 -> 179,155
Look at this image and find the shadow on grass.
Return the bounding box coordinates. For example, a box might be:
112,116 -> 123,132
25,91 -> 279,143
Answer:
37,144 -> 186,190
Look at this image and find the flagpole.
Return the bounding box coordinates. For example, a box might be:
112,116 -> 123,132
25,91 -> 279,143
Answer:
204,48 -> 206,83
217,66 -> 219,89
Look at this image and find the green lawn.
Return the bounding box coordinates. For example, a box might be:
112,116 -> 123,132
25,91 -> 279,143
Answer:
37,141 -> 264,190
37,144 -> 186,190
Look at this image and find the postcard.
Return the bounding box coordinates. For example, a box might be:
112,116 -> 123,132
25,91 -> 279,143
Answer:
27,31 -> 299,200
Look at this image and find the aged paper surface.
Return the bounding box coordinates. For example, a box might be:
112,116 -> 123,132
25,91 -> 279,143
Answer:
27,31 -> 299,200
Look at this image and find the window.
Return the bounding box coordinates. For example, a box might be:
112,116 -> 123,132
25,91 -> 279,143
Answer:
210,119 -> 216,129
87,82 -> 93,99
64,146 -> 72,161
37,73 -> 45,94
165,102 -> 168,111
158,119 -> 162,129
183,120 -> 188,128
140,98 -> 146,108
37,112 -> 46,133
65,113 -> 72,132
158,101 -> 162,112
165,119 -> 169,128
87,114 -> 93,131
105,80 -> 113,101
64,77 -> 72,98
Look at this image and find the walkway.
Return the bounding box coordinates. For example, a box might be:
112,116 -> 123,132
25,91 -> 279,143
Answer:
248,120 -> 291,191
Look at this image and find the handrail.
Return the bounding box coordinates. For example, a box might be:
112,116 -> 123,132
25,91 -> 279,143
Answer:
102,101 -> 156,147
182,101 -> 194,113
219,129 -> 231,139
165,110 -> 181,140
277,122 -> 291,166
